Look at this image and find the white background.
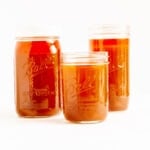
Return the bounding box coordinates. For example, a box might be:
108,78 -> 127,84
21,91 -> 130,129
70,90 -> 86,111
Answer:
0,0 -> 150,149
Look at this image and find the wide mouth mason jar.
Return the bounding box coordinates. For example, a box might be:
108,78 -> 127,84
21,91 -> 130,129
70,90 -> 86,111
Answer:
61,51 -> 108,123
14,26 -> 62,117
89,24 -> 130,111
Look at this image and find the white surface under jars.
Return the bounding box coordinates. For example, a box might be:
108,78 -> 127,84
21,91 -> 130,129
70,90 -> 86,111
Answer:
0,94 -> 149,150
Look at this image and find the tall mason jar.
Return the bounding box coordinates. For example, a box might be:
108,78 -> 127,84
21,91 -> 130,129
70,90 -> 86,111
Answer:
89,24 -> 130,111
14,27 -> 61,117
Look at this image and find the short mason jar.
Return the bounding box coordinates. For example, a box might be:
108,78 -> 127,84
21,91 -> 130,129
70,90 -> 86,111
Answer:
89,24 -> 130,111
61,51 -> 108,123
14,26 -> 61,117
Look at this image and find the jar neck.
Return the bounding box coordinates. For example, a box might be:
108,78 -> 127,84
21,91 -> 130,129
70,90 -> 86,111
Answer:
61,52 -> 108,64
16,36 -> 59,41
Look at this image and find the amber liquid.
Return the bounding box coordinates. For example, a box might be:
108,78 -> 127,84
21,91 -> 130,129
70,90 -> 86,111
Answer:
90,39 -> 129,111
61,63 -> 108,122
15,37 -> 61,117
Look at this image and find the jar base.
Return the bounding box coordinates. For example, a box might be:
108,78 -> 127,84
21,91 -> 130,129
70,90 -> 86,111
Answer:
63,112 -> 107,124
65,119 -> 106,124
109,96 -> 129,111
16,108 -> 60,118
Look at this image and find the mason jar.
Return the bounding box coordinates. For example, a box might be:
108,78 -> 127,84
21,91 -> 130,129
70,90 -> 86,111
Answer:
14,27 -> 61,117
89,24 -> 130,111
61,51 -> 108,123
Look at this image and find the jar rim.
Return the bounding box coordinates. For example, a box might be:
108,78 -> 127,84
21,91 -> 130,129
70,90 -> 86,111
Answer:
61,51 -> 108,64
15,24 -> 61,40
89,24 -> 130,38
16,36 -> 59,41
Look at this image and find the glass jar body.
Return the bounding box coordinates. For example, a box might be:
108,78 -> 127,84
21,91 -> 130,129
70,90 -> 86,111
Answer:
89,24 -> 130,111
15,36 -> 61,117
61,52 -> 108,123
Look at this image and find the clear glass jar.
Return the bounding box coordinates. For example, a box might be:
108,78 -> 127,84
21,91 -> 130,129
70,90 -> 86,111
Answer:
89,24 -> 130,111
14,35 -> 61,117
61,52 -> 108,123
